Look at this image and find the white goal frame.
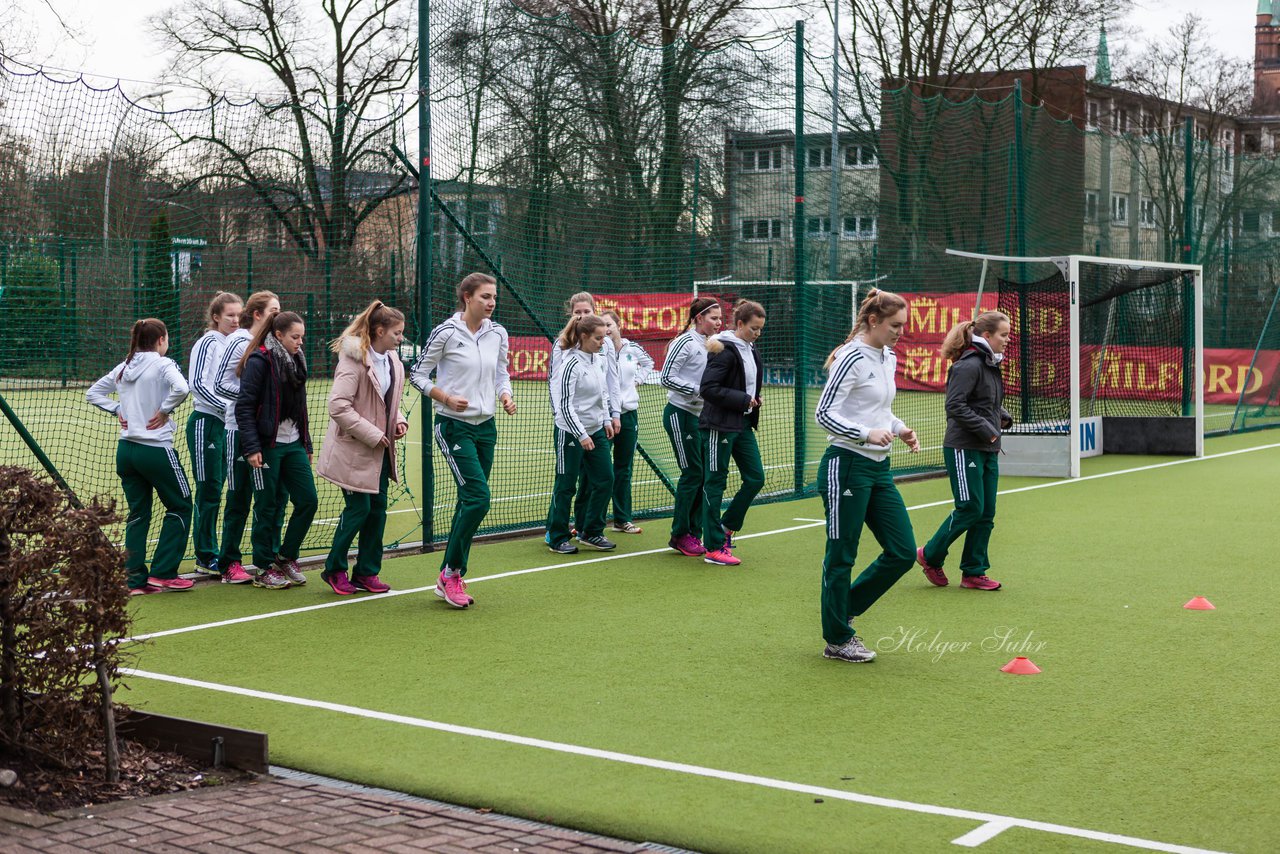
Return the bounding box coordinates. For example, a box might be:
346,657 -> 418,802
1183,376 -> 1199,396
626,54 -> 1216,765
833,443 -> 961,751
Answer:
946,249 -> 1204,478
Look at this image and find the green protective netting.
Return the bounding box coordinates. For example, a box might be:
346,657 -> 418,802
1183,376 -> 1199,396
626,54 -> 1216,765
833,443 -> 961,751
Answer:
4,1 -> 1280,560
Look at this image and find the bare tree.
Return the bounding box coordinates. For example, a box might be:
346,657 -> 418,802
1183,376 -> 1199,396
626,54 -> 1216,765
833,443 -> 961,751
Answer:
1117,14 -> 1256,267
151,0 -> 417,264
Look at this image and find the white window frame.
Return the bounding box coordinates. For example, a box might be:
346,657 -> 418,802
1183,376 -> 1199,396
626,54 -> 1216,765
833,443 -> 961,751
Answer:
844,145 -> 877,168
841,214 -> 877,240
1084,191 -> 1098,223
806,147 -> 833,170
1087,101 -> 1100,130
1139,198 -> 1158,229
742,148 -> 783,172
1241,210 -> 1261,234
741,218 -> 784,241
1111,193 -> 1128,224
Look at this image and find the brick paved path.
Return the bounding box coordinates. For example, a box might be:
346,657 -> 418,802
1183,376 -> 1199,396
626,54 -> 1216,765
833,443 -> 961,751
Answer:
0,774 -> 678,853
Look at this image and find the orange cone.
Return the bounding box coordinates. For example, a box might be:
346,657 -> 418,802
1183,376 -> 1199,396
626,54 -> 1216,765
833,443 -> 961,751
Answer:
1183,596 -> 1216,610
1000,656 -> 1041,675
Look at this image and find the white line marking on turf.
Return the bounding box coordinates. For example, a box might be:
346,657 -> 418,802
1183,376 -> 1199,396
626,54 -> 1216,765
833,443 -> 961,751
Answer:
119,668 -> 1230,854
953,820 -> 1016,847
128,441 -> 1280,645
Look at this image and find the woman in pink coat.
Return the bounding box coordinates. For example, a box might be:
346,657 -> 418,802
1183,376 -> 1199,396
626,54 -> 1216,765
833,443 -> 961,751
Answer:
316,301 -> 409,595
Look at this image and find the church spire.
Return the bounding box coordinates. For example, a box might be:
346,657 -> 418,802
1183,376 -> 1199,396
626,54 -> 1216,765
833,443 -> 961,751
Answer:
1095,22 -> 1111,86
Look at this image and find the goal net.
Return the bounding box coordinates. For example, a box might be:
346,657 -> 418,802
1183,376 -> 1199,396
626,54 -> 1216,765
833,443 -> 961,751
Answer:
948,251 -> 1204,477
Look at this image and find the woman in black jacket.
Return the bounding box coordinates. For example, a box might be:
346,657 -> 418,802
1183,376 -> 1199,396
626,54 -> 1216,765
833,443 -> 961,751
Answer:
235,311 -> 318,590
917,310 -> 1011,591
698,300 -> 767,566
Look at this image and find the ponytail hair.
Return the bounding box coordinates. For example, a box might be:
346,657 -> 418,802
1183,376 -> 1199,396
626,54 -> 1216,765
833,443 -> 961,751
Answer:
330,299 -> 406,358
206,292 -> 243,330
686,297 -> 720,330
824,288 -> 909,369
557,314 -> 607,350
732,299 -> 766,326
119,318 -> 168,379
457,272 -> 497,308
940,310 -> 1010,362
238,311 -> 304,376
241,290 -> 280,330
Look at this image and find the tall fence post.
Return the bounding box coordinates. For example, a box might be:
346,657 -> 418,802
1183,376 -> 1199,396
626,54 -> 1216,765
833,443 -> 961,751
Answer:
246,245 -> 254,294
1183,116 -> 1195,264
418,0 -> 436,545
687,156 -> 700,288
792,21 -> 808,496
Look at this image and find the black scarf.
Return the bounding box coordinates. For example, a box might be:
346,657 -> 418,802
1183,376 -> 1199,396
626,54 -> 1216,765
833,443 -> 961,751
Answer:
265,334 -> 309,424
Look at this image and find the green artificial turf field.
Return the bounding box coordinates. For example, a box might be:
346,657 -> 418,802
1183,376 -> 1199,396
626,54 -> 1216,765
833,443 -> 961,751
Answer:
114,431 -> 1279,854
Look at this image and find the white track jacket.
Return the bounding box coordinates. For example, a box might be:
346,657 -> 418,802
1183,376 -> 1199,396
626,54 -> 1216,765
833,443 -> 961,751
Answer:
552,348 -> 610,441
187,330 -> 228,418
814,336 -> 907,461
213,328 -> 254,431
411,313 -> 513,425
660,329 -> 708,416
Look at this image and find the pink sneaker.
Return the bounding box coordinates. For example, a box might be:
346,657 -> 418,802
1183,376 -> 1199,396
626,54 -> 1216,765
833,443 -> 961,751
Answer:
703,548 -> 740,566
435,571 -> 470,609
668,535 -> 707,557
917,547 -> 948,587
323,570 -> 358,595
960,574 -> 1001,591
221,562 -> 253,584
352,574 -> 390,594
146,576 -> 194,591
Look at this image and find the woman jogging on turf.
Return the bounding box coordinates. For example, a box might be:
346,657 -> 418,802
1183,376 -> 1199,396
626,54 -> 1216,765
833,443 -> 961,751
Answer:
660,297 -> 722,557
236,311 -> 318,591
87,319 -> 193,595
317,301 -> 409,596
410,272 -> 516,609
698,300 -> 767,567
213,290 -> 280,583
547,315 -> 616,555
602,309 -> 653,535
186,292 -> 242,579
917,311 -> 1012,592
814,289 -> 921,663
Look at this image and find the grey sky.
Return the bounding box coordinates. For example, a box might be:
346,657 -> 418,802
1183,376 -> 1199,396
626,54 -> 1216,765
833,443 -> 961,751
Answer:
21,0 -> 1265,104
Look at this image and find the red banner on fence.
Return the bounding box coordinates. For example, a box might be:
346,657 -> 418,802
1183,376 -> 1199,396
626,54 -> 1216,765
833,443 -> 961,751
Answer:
504,290 -> 1280,406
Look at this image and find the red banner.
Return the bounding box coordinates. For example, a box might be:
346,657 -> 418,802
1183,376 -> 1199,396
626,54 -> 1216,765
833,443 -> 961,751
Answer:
503,291 -> 1280,406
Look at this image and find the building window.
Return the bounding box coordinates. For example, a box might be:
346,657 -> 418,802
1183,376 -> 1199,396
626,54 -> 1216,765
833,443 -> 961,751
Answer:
1142,111 -> 1159,136
741,219 -> 783,241
842,215 -> 877,239
807,147 -> 832,169
1111,193 -> 1128,224
844,145 -> 877,168
1087,101 -> 1100,129
1084,191 -> 1098,223
1242,211 -> 1261,233
806,216 -> 831,235
1112,107 -> 1129,134
742,148 -> 783,171
1271,211 -> 1280,234
1139,198 -> 1158,228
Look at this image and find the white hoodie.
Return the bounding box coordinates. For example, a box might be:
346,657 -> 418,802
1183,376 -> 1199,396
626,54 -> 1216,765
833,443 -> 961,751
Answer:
86,351 -> 190,447
410,312 -> 513,425
814,335 -> 907,461
213,327 -> 254,431
552,348 -> 610,441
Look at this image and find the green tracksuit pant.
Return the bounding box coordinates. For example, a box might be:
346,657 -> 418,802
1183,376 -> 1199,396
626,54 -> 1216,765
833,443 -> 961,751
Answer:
249,440 -> 318,568
324,450 -> 391,579
609,409 -> 640,526
923,447 -> 999,576
702,427 -> 765,552
185,411 -> 225,567
548,427 -> 612,546
436,416 -> 496,575
662,403 -> 703,540
116,439 -> 192,589
220,430 -> 285,568
818,446 -> 916,645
